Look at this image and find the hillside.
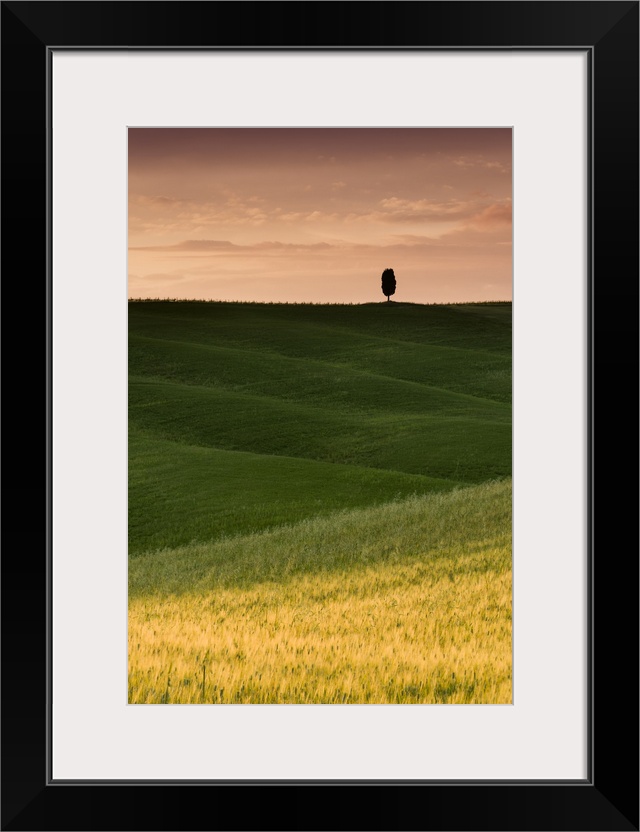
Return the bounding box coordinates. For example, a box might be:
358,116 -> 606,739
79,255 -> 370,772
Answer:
129,300 -> 511,554
128,300 -> 512,704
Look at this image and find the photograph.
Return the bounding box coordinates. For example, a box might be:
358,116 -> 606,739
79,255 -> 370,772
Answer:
127,127 -> 513,705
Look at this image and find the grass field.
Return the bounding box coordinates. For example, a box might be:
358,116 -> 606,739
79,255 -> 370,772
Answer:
128,300 -> 512,704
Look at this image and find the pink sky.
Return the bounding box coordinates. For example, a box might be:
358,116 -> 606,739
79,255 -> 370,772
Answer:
128,128 -> 512,304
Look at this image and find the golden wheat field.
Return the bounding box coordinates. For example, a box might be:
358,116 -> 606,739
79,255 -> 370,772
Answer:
128,480 -> 512,704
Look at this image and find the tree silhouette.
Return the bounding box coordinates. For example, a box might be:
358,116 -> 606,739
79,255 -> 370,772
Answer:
381,268 -> 396,302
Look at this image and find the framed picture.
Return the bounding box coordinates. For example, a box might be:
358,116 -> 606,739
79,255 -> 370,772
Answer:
2,2 -> 637,830
126,124 -> 515,713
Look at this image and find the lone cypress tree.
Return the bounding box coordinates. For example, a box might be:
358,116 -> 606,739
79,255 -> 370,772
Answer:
381,268 -> 396,302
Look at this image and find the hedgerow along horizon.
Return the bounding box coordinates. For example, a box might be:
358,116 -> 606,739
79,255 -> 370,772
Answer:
128,297 -> 512,305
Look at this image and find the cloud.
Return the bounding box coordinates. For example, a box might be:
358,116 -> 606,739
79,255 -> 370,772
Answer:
129,272 -> 188,284
251,241 -> 334,252
129,189 -> 347,236
131,194 -> 182,207
451,155 -> 509,173
130,239 -> 239,252
387,234 -> 440,246
467,201 -> 512,229
369,196 -> 476,224
129,239 -> 338,254
129,192 -> 274,233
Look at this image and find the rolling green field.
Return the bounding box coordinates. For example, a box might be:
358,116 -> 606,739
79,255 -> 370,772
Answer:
129,300 -> 512,703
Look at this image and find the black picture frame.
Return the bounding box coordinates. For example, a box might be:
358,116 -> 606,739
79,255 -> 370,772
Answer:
2,2 -> 638,830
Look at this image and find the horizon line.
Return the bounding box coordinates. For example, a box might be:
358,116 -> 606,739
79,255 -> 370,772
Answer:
127,298 -> 512,307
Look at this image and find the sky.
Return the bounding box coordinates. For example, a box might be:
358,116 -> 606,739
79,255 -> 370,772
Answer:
128,128 -> 512,304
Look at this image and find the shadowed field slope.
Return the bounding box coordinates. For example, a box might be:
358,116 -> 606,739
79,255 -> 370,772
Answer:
129,427 -> 458,556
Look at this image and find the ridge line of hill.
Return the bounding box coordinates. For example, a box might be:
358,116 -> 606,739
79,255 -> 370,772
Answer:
130,317 -> 510,358
129,478 -> 512,591
128,375 -> 511,423
128,351 -> 510,412
129,425 -> 465,489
